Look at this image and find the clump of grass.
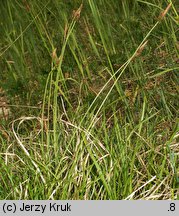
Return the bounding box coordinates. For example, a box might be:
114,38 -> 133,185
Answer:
0,0 -> 179,199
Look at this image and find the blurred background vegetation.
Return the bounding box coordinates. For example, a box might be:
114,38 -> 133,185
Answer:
0,0 -> 177,114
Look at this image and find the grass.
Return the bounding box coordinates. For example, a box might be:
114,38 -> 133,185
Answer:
0,0 -> 179,199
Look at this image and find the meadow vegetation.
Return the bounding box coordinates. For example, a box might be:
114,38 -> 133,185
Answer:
0,0 -> 179,199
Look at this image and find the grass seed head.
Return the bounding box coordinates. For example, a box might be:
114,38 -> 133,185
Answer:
158,3 -> 172,21
64,23 -> 68,40
133,40 -> 148,59
73,4 -> 83,20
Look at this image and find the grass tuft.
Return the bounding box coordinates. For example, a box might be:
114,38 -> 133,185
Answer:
0,0 -> 178,199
